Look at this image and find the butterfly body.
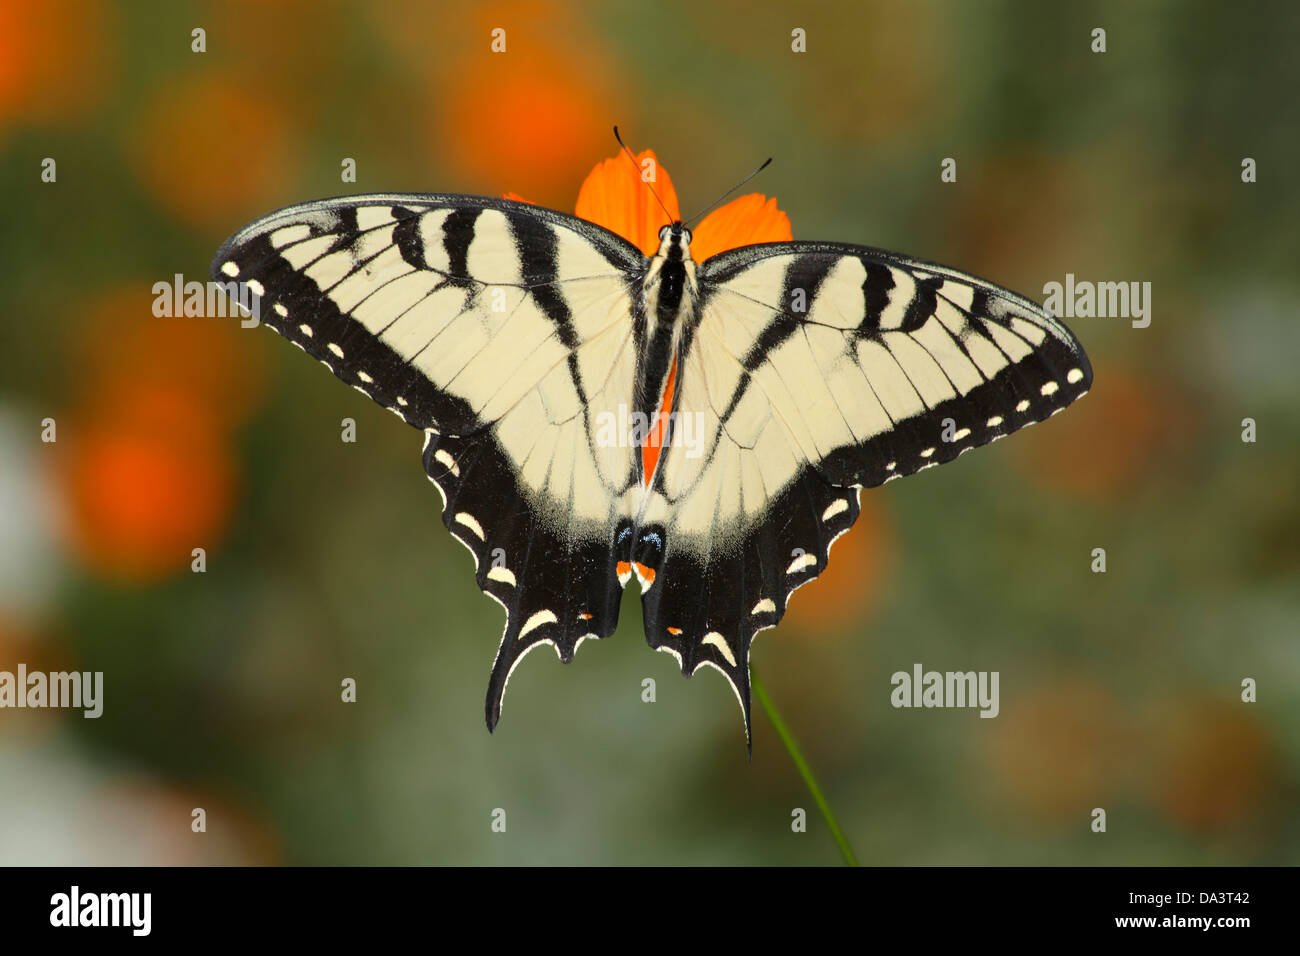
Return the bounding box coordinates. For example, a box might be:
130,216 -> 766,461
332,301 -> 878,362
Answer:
214,192 -> 1091,744
633,224 -> 695,480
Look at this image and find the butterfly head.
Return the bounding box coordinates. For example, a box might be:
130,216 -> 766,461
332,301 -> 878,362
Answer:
656,222 -> 692,262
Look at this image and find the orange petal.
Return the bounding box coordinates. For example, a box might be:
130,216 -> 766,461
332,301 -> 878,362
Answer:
574,149 -> 680,255
501,191 -> 536,204
690,193 -> 792,262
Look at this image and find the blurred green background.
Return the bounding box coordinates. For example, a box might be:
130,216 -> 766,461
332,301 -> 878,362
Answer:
0,0 -> 1296,865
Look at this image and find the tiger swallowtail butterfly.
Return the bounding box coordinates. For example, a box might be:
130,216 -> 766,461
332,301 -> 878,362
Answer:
213,180 -> 1091,745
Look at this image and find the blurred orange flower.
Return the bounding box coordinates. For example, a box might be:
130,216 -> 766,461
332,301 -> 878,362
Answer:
1012,365 -> 1164,501
436,48 -> 615,208
129,73 -> 297,230
987,680 -> 1131,823
56,285 -> 265,583
73,286 -> 269,433
98,779 -> 280,865
1142,696 -> 1273,832
61,404 -> 236,583
414,0 -> 630,206
0,0 -> 113,132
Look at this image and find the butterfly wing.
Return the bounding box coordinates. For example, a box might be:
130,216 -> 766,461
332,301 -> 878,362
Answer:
635,242 -> 1092,738
213,195 -> 647,727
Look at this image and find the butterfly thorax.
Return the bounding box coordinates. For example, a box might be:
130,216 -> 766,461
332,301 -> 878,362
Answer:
643,222 -> 697,322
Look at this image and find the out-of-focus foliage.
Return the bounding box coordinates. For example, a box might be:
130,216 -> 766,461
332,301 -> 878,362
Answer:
0,0 -> 1296,864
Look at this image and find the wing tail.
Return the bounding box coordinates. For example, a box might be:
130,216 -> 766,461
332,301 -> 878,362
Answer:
638,466 -> 861,749
423,429 -> 624,731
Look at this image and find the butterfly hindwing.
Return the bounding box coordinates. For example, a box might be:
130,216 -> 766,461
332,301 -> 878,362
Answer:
636,464 -> 861,745
422,428 -> 628,729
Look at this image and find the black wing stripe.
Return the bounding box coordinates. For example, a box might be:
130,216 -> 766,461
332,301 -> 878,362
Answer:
900,273 -> 941,332
441,208 -> 481,281
712,253 -> 837,432
860,261 -> 894,333
392,209 -> 430,272
741,253 -> 835,370
510,214 -> 580,349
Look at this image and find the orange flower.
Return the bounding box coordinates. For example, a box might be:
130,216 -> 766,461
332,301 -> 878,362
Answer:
73,286 -> 269,433
0,0 -> 114,131
55,285 -> 262,583
513,146 -> 792,259
1142,696 -> 1273,832
436,48 -> 617,208
60,403 -> 236,583
986,680 -> 1130,823
129,73 -> 297,230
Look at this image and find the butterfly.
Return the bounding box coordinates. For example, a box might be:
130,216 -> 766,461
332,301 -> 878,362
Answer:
212,171 -> 1091,745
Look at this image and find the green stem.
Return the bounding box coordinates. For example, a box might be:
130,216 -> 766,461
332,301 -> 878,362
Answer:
752,669 -> 859,867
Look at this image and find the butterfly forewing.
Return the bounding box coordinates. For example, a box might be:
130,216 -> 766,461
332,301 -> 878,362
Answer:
697,242 -> 1092,488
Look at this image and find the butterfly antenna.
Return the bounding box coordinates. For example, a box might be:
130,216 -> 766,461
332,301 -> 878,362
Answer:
683,157 -> 773,230
613,126 -> 675,226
